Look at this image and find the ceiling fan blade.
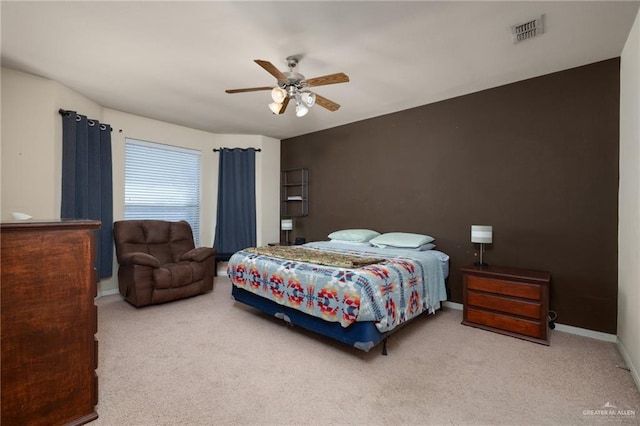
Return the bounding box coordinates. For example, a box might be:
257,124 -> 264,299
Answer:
225,86 -> 272,94
305,72 -> 349,87
254,59 -> 286,81
315,94 -> 340,112
278,97 -> 290,114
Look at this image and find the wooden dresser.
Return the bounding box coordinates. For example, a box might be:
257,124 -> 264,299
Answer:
461,264 -> 551,345
1,220 -> 100,425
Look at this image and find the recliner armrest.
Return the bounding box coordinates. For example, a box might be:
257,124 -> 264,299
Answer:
180,247 -> 216,262
119,252 -> 161,268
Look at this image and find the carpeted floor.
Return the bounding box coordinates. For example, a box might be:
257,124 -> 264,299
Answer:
94,277 -> 639,425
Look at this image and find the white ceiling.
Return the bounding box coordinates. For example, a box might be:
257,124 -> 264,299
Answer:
2,1 -> 638,140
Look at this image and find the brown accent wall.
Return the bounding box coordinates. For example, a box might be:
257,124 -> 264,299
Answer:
282,58 -> 620,334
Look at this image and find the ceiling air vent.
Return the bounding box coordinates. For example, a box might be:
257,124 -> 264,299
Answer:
511,15 -> 544,43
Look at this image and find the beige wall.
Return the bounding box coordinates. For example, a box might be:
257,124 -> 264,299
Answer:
258,135 -> 282,246
618,10 -> 640,390
1,67 -> 280,294
1,68 -> 103,219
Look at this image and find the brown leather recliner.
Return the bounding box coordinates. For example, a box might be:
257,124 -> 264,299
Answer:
113,220 -> 216,307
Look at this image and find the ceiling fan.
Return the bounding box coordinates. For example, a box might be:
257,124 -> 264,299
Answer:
225,56 -> 349,117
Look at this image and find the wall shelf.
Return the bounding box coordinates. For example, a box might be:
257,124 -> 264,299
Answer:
281,168 -> 308,217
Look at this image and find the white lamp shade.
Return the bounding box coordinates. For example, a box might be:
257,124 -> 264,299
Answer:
300,92 -> 316,107
269,101 -> 283,114
281,219 -> 293,231
295,102 -> 309,117
271,87 -> 287,103
471,225 -> 493,243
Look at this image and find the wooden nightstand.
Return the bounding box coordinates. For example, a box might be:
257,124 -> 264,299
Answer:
461,264 -> 551,345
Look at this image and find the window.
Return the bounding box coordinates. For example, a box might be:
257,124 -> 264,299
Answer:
125,138 -> 201,244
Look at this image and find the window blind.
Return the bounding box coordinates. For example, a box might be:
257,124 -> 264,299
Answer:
125,139 -> 201,245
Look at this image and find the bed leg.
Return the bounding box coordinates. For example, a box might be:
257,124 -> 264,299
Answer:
381,338 -> 388,356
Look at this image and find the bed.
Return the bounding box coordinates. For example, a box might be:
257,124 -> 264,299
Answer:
227,240 -> 449,354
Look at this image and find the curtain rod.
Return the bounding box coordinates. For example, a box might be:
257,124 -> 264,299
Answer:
213,148 -> 262,152
58,109 -> 112,132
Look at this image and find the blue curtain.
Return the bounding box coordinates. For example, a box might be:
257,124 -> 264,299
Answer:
61,110 -> 113,278
214,148 -> 257,254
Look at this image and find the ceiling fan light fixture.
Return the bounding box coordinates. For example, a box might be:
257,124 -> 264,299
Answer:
225,57 -> 348,116
295,102 -> 309,117
300,92 -> 316,107
271,87 -> 287,103
268,101 -> 283,114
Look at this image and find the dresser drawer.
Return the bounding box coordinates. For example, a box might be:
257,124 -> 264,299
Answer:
467,290 -> 541,319
466,307 -> 543,339
467,275 -> 541,300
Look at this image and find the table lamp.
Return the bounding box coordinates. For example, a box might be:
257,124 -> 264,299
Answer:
471,225 -> 493,267
281,219 -> 293,245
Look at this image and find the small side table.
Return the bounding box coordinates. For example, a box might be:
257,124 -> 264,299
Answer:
461,264 -> 551,345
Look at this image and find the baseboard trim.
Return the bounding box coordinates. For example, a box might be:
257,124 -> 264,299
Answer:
553,323 -> 617,342
98,288 -> 119,298
217,261 -> 228,277
616,337 -> 640,393
443,301 -> 463,310
442,301 -> 617,343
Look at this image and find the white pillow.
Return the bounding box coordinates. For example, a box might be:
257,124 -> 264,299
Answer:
369,232 -> 435,248
327,229 -> 380,243
370,242 -> 435,251
329,239 -> 372,246
414,243 -> 436,251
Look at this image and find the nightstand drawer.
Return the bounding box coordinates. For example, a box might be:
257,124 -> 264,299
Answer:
466,307 -> 543,339
467,290 -> 541,319
467,275 -> 541,300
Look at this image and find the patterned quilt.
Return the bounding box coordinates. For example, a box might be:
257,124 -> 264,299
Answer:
227,242 -> 447,333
